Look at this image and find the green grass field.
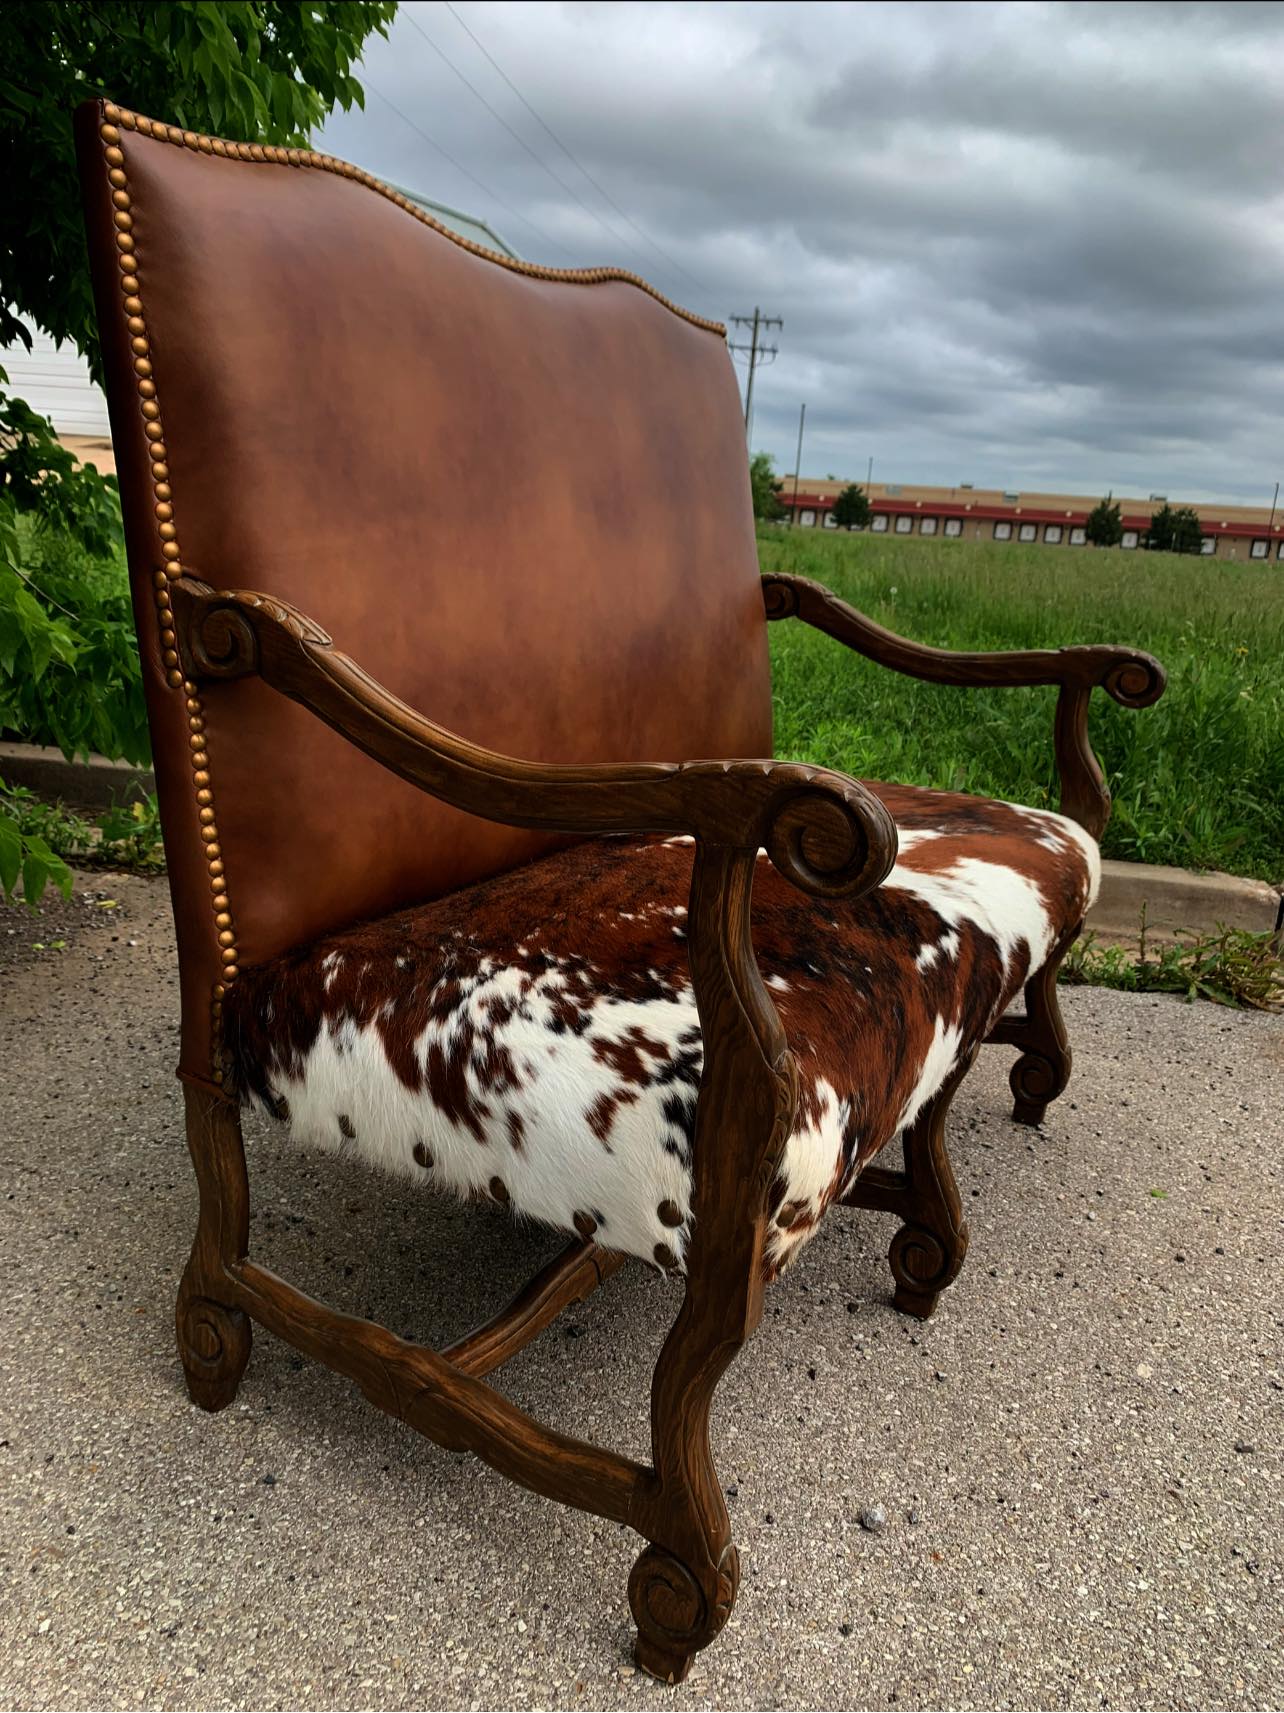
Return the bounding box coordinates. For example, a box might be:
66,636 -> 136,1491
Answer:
760,529 -> 1283,883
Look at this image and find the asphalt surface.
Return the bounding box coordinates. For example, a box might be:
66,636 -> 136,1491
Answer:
1,872 -> 1281,1712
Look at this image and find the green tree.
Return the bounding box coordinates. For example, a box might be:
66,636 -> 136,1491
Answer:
1145,503 -> 1204,555
830,483 -> 871,530
1085,494 -> 1123,548
0,1 -> 397,900
749,451 -> 786,522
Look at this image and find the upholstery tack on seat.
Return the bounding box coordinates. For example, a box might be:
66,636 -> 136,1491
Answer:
224,784 -> 1098,1279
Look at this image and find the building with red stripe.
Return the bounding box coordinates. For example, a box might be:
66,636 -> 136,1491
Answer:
781,480 -> 1283,562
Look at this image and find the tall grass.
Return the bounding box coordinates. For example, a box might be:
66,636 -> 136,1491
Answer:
760,530 -> 1284,882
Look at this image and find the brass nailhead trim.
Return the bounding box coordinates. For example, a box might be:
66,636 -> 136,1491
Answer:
98,100 -> 724,338
98,109 -> 240,1078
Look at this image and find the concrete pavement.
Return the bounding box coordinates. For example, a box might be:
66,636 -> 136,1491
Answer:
1,872 -> 1281,1711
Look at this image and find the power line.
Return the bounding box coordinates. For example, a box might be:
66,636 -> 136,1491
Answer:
402,6 -> 670,286
363,77 -> 578,261
440,0 -> 715,301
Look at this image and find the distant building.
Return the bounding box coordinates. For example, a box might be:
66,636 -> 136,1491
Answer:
781,479 -> 1283,563
3,185 -> 517,476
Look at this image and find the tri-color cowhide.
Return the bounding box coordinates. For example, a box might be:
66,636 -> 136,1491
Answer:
223,784 -> 1098,1280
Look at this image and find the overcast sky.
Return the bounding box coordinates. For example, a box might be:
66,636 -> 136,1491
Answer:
317,1 -> 1284,504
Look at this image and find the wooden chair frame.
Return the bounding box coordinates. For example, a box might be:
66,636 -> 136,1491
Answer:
170,571 -> 1163,1682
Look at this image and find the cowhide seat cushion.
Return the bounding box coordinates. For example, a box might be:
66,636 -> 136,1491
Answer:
224,784 -> 1098,1280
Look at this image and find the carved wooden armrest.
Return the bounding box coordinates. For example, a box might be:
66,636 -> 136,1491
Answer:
170,578 -> 897,903
762,571 -> 1166,839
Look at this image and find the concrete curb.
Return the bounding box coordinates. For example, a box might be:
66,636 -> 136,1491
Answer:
1087,858 -> 1282,949
0,740 -> 154,812
2,742 -> 1280,946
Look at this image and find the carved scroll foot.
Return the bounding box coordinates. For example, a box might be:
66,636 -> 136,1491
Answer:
629,1541 -> 739,1684
889,1219 -> 969,1321
177,1278 -> 251,1411
1009,923 -> 1079,1127
1010,1047 -> 1069,1128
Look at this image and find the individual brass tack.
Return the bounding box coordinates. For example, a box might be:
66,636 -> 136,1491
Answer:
573,1211 -> 598,1239
100,124 -> 120,144
657,1200 -> 684,1228
412,1141 -> 433,1170
653,1243 -> 678,1270
105,146 -> 124,166
489,1176 -> 510,1204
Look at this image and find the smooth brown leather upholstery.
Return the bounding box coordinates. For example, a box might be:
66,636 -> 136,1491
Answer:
76,103 -> 772,1083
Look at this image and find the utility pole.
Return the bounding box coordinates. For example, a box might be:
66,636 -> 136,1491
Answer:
790,402 -> 806,525
728,308 -> 782,441
866,455 -> 873,490
1270,480 -> 1279,531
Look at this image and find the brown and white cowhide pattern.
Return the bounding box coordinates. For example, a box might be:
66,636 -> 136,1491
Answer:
223,784 -> 1098,1280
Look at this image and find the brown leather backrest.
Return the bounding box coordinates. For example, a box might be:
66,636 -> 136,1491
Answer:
76,103 -> 773,1083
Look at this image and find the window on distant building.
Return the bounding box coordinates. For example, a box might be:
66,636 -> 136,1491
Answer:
1069,527 -> 1086,546
822,511 -> 838,529
895,515 -> 913,533
799,509 -> 816,528
1278,541 -> 1284,560
871,514 -> 888,532
1044,524 -> 1063,544
1121,530 -> 1138,550
1200,537 -> 1217,556
1018,523 -> 1036,542
920,516 -> 938,535
993,521 -> 1012,541
1250,539 -> 1269,558
944,517 -> 963,538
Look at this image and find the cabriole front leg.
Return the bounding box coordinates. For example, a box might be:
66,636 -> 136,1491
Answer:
177,1083 -> 252,1411
627,843 -> 798,1683
1009,922 -> 1080,1127
887,1046 -> 976,1320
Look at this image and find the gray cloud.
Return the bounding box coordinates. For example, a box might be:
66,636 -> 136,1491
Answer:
319,1 -> 1284,502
